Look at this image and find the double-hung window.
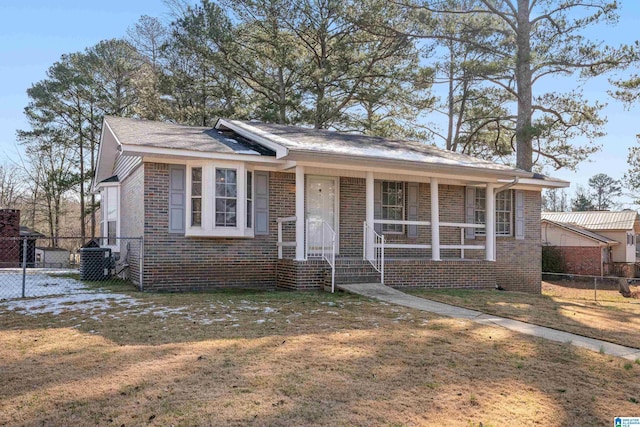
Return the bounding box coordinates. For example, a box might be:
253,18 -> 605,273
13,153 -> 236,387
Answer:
381,181 -> 404,233
100,184 -> 120,248
474,189 -> 513,236
191,167 -> 202,227
246,171 -> 253,229
186,162 -> 254,237
215,168 -> 237,227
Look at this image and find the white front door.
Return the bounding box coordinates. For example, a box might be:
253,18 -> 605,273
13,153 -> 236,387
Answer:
306,176 -> 339,257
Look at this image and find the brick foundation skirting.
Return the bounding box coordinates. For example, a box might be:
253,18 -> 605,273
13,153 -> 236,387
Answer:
276,259 -> 327,290
385,259 -> 496,289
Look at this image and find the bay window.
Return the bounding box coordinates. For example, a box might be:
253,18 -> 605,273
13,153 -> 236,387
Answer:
186,162 -> 253,237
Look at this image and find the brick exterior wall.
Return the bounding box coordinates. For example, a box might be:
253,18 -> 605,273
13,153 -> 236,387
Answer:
556,246 -> 602,276
495,190 -> 542,293
276,259 -> 327,290
339,177 -> 365,257
387,259 -> 495,289
0,209 -> 20,267
141,163 -> 294,291
135,163 -> 543,293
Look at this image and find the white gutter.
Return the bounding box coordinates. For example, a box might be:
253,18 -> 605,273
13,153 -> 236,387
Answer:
494,177 -> 519,195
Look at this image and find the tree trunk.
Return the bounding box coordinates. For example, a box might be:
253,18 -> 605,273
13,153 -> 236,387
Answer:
446,45 -> 455,151
278,66 -> 287,124
515,0 -> 533,171
78,105 -> 86,240
89,104 -> 96,239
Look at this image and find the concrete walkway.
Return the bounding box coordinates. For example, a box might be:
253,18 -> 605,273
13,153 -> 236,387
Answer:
339,283 -> 640,361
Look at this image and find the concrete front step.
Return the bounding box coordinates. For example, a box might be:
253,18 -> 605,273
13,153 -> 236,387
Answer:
324,259 -> 381,291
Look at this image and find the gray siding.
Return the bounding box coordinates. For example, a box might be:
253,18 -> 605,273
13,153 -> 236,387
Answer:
114,153 -> 142,181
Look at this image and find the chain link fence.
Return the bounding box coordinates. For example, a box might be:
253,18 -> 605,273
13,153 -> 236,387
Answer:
542,272 -> 640,303
0,236 -> 143,300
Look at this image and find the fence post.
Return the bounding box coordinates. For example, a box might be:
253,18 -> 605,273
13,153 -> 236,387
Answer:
21,237 -> 27,298
594,276 -> 597,302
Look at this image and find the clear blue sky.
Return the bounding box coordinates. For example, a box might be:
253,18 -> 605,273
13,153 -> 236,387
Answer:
1,1 -> 639,207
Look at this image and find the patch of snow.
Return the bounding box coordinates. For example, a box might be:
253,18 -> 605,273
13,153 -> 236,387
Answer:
0,270 -> 91,300
1,292 -> 136,316
256,319 -> 266,324
264,307 -> 276,313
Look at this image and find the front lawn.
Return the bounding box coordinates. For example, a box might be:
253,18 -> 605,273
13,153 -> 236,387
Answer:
407,281 -> 640,349
1,286 -> 639,426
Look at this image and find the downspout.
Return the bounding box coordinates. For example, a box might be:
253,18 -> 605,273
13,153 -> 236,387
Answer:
493,177 -> 519,195
490,177 -> 519,261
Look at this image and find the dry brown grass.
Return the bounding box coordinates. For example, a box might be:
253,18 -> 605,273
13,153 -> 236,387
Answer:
408,281 -> 640,350
1,286 -> 640,426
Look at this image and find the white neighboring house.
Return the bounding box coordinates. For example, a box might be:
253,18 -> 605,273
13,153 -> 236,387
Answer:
35,247 -> 70,268
541,211 -> 640,277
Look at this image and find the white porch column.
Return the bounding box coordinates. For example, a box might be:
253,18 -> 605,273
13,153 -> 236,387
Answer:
365,171 -> 374,259
295,166 -> 306,260
485,183 -> 496,261
430,178 -> 440,261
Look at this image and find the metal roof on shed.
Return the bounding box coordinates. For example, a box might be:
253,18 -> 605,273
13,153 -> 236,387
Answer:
541,219 -> 619,245
541,211 -> 639,231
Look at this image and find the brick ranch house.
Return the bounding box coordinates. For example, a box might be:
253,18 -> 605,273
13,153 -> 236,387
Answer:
541,211 -> 640,277
93,116 -> 568,293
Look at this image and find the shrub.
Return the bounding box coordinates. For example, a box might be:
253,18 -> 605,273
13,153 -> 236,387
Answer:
542,245 -> 565,273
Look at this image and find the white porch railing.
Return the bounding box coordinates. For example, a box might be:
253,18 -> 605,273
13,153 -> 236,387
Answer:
363,222 -> 385,285
371,220 -> 485,256
276,216 -> 297,259
306,219 -> 337,293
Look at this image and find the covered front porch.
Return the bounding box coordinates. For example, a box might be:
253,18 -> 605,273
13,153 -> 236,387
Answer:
274,165 -> 512,291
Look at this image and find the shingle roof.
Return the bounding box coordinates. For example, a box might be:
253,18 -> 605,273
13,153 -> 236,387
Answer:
20,225 -> 45,238
104,116 -> 273,156
541,211 -> 639,231
228,120 -> 528,174
541,219 -> 619,245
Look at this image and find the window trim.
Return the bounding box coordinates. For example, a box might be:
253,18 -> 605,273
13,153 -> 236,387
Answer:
100,183 -> 120,250
246,170 -> 253,229
185,161 -> 254,238
381,180 -> 405,234
474,188 -> 513,237
190,166 -> 203,227
214,167 -> 238,228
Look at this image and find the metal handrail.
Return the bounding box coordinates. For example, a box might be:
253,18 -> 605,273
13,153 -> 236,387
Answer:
363,222 -> 385,285
306,219 -> 336,293
322,221 -> 336,293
